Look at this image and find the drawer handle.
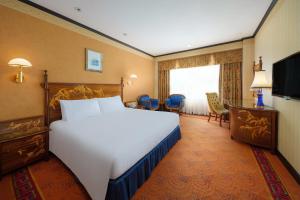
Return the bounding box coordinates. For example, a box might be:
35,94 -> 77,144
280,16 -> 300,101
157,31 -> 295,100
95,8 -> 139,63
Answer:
18,150 -> 23,156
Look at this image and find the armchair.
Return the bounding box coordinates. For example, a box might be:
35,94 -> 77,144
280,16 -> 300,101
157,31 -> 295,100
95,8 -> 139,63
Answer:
205,92 -> 229,126
137,94 -> 159,110
165,94 -> 185,113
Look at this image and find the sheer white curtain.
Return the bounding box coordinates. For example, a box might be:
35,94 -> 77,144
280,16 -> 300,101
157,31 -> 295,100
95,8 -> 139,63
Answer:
170,65 -> 220,115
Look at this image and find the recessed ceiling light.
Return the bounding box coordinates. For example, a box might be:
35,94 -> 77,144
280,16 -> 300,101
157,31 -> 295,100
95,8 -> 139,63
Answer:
74,7 -> 81,12
187,44 -> 192,48
123,33 -> 127,36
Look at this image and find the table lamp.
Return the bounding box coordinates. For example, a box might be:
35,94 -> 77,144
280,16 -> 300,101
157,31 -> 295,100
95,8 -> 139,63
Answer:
250,70 -> 271,107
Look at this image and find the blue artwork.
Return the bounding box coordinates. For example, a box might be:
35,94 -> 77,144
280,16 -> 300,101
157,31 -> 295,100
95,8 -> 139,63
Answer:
86,49 -> 103,72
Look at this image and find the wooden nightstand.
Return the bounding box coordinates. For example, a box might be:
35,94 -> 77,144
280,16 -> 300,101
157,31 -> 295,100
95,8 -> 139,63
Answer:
0,116 -> 49,179
124,101 -> 143,109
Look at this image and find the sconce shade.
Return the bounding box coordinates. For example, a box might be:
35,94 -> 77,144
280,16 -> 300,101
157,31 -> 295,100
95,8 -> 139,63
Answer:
251,70 -> 271,89
130,74 -> 138,79
8,58 -> 32,67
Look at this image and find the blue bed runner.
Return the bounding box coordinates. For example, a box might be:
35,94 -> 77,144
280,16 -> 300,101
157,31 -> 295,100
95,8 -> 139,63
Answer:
105,126 -> 181,200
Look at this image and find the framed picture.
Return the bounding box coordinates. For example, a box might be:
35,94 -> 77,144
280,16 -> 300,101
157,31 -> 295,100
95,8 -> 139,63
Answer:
85,48 -> 103,72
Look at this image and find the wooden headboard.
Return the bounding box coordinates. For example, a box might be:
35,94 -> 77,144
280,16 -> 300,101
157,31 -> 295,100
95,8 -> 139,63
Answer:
43,70 -> 124,126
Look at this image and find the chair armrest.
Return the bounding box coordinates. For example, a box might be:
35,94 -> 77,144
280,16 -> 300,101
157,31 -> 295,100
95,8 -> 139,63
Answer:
138,99 -> 151,109
165,98 -> 171,107
150,98 -> 159,106
179,98 -> 185,109
143,100 -> 151,109
216,104 -> 225,110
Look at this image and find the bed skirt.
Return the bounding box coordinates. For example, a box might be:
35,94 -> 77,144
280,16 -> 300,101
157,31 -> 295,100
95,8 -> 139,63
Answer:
105,126 -> 181,200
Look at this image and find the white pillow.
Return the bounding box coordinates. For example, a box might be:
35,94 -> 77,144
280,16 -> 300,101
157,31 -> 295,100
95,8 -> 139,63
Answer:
60,99 -> 101,121
94,96 -> 125,113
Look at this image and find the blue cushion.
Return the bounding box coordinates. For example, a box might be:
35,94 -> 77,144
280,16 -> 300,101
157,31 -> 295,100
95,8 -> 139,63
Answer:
138,95 -> 159,110
150,98 -> 159,107
165,95 -> 185,110
170,95 -> 183,106
168,104 -> 179,108
138,96 -> 150,109
165,98 -> 171,107
139,96 -> 150,102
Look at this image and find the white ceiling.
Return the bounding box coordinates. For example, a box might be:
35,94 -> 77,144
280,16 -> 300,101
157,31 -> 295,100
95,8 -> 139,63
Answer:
29,0 -> 272,56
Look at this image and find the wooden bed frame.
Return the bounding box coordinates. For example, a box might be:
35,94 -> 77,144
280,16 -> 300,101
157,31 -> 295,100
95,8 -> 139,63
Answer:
43,70 -> 124,126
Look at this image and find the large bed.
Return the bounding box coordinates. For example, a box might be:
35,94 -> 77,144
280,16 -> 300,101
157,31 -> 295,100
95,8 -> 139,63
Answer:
42,71 -> 181,200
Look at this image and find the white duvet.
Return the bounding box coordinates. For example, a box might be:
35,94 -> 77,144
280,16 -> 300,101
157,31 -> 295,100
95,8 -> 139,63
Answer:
49,108 -> 179,200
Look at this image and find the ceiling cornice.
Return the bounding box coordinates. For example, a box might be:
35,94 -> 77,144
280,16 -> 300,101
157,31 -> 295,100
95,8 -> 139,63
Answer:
154,36 -> 252,58
17,0 -> 278,58
253,0 -> 278,36
17,0 -> 154,57
155,0 -> 278,58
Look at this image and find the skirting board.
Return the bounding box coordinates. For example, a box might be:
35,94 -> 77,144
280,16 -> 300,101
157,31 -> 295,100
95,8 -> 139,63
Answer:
277,150 -> 300,184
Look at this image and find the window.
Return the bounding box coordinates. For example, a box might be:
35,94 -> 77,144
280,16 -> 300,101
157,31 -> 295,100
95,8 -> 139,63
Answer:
170,65 -> 220,115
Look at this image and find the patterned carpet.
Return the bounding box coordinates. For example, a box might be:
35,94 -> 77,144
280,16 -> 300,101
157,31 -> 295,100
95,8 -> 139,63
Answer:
0,115 -> 299,200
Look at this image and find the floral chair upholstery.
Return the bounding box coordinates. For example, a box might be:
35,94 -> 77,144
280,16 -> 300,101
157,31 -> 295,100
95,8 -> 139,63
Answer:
137,94 -> 159,110
165,94 -> 185,113
206,92 -> 229,126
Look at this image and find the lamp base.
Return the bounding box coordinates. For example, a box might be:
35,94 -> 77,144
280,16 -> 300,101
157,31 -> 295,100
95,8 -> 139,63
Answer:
256,92 -> 264,107
14,66 -> 25,83
16,70 -> 24,83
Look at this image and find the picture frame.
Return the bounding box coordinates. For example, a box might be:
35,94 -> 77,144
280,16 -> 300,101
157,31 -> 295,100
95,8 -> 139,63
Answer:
85,48 -> 103,72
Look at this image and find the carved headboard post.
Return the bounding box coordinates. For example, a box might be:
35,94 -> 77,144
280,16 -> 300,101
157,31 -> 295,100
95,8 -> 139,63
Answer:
43,70 -> 50,127
121,77 -> 124,101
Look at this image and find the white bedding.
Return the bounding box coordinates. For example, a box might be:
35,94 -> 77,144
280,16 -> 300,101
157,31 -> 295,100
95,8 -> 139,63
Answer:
49,108 -> 179,200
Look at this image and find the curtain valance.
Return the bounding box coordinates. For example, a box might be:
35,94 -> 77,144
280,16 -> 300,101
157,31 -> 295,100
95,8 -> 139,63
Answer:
158,48 -> 242,71
213,49 -> 243,64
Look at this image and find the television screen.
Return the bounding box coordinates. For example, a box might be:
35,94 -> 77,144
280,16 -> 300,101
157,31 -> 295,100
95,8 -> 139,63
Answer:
272,52 -> 300,99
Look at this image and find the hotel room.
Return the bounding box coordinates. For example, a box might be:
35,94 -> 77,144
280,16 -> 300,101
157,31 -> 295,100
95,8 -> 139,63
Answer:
0,0 -> 299,199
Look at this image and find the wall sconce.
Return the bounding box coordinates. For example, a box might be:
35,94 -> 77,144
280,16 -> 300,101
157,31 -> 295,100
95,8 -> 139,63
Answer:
8,58 -> 32,83
127,74 -> 138,86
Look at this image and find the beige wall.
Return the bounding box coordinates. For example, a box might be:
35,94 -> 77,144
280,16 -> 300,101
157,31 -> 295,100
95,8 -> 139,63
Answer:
255,0 -> 300,173
0,4 -> 154,121
242,38 -> 255,100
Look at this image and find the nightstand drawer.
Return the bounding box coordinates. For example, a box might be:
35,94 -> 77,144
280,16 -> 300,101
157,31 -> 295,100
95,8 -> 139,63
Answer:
0,116 -> 49,178
1,134 -> 47,173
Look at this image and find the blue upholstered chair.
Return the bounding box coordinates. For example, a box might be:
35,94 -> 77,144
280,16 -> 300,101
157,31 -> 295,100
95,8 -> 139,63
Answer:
165,94 -> 185,113
137,94 -> 159,110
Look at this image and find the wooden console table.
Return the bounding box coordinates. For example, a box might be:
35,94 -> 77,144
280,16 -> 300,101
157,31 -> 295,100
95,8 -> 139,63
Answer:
228,100 -> 278,152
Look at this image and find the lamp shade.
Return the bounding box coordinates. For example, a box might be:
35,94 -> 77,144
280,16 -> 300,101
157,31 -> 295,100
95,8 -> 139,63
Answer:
8,58 -> 32,67
129,74 -> 138,79
251,70 -> 271,88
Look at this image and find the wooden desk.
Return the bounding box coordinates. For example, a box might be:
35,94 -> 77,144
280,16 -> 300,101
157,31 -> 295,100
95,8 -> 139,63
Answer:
228,100 -> 278,152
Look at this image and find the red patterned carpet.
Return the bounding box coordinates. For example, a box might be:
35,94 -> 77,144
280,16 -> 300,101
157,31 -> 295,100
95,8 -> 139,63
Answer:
252,147 -> 291,200
0,115 -> 299,200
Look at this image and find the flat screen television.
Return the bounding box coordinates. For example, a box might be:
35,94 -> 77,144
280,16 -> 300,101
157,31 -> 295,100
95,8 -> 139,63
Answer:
272,52 -> 300,99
